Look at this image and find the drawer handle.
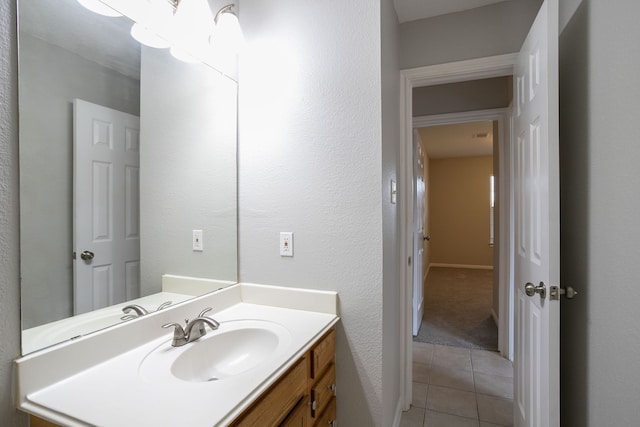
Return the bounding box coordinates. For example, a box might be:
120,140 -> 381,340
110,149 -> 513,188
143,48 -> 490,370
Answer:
311,400 -> 318,411
328,384 -> 337,395
328,421 -> 337,427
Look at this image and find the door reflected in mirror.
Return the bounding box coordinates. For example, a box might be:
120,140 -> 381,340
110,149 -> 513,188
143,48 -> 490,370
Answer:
18,0 -> 238,354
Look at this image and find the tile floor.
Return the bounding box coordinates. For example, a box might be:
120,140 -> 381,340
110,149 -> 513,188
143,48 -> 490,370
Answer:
400,342 -> 514,427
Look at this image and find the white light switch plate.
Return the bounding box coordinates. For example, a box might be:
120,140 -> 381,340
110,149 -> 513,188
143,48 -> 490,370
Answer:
280,232 -> 293,257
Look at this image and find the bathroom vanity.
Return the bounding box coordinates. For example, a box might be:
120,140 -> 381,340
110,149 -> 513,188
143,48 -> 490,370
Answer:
15,282 -> 339,426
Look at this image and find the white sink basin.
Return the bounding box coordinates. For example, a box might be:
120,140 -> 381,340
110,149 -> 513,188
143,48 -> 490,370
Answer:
139,320 -> 292,384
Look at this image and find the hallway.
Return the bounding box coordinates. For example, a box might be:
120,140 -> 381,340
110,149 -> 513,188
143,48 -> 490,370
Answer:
414,267 -> 498,351
400,342 -> 513,427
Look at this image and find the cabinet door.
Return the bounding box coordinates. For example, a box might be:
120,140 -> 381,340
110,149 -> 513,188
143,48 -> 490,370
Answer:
232,358 -> 307,427
313,397 -> 337,427
310,329 -> 335,379
280,397 -> 309,427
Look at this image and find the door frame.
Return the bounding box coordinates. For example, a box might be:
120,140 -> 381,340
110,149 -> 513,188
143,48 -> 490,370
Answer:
399,53 -> 518,409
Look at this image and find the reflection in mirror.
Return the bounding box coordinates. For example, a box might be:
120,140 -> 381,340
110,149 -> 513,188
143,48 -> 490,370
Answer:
19,0 -> 238,354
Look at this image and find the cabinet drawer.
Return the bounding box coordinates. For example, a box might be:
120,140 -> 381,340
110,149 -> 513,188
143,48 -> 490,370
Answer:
232,358 -> 307,427
310,329 -> 335,379
280,397 -> 310,427
313,397 -> 336,427
310,363 -> 336,418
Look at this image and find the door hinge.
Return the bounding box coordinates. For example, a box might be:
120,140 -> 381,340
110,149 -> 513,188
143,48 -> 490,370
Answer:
408,256 -> 412,266
550,285 -> 578,300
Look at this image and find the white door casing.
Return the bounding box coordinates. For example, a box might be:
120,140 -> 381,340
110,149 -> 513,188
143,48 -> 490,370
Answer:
412,130 -> 425,336
73,99 -> 141,315
400,53 -> 517,410
513,0 -> 560,426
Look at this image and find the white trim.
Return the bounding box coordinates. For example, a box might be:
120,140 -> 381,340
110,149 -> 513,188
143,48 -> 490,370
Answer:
399,54 -> 517,411
392,398 -> 403,427
429,263 -> 494,270
413,108 -> 509,128
402,53 -> 518,88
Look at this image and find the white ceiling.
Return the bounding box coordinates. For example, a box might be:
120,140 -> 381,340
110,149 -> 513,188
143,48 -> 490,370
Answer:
418,121 -> 494,159
393,0 -> 511,23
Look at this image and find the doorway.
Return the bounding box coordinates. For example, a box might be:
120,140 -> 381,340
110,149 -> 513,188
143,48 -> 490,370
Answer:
414,120 -> 498,351
399,54 -> 518,411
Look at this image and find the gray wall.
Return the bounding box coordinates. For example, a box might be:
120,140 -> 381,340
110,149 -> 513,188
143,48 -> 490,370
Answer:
237,0 -> 390,424
413,77 -> 512,117
559,0 -> 640,425
18,33 -> 140,329
399,0 -> 543,69
139,48 -> 238,295
0,0 -> 29,424
381,0 -> 402,424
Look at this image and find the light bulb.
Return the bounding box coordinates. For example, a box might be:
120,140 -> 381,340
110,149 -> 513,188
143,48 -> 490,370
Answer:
211,8 -> 244,55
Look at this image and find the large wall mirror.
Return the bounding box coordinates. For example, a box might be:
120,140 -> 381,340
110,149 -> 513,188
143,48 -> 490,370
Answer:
18,0 -> 238,354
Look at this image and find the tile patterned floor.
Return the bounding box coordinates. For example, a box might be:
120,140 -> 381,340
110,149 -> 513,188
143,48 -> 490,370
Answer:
400,342 -> 514,427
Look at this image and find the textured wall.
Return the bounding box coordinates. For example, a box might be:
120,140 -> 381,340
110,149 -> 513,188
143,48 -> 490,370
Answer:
559,0 -> 640,425
0,0 -> 29,424
140,47 -> 238,295
399,0 -> 543,70
237,0 -> 386,424
380,0 -> 402,424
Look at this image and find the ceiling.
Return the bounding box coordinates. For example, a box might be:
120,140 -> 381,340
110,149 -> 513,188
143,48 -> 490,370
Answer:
393,0 -> 511,23
418,121 -> 494,159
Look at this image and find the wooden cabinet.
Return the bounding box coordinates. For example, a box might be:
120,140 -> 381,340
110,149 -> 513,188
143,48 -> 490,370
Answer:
30,328 -> 337,427
231,358 -> 308,427
232,328 -> 337,427
29,416 -> 59,427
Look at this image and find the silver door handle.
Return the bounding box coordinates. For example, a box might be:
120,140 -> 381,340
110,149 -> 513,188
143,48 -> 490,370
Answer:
525,281 -> 546,299
423,235 -> 431,241
80,250 -> 95,261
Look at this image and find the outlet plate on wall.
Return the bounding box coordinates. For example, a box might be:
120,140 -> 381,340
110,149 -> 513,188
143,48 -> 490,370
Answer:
193,230 -> 203,251
280,232 -> 293,257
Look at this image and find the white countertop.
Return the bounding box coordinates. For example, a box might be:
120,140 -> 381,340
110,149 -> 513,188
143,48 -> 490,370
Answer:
15,283 -> 339,427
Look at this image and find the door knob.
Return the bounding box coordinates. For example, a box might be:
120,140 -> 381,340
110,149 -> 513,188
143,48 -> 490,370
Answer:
525,281 -> 546,299
80,250 -> 95,261
423,234 -> 431,241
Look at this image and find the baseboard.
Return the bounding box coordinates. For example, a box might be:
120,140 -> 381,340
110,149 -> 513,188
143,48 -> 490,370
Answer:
423,263 -> 431,282
429,263 -> 494,270
392,397 -> 403,427
491,309 -> 499,327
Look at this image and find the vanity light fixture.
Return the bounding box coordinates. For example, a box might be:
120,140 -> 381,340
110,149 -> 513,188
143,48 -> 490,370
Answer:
78,0 -> 243,65
211,4 -> 244,55
129,0 -> 175,49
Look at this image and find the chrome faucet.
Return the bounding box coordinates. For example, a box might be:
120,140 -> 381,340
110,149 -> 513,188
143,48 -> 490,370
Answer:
162,307 -> 220,347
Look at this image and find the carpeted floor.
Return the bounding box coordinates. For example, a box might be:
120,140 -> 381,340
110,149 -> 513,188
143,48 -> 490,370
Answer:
413,267 -> 498,351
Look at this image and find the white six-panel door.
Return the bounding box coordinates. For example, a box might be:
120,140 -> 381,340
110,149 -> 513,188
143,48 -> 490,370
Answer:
413,130 -> 425,335
73,99 -> 141,315
513,0 -> 560,425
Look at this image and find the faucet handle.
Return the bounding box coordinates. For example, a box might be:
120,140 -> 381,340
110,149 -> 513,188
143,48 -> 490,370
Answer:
162,322 -> 187,347
198,307 -> 213,317
194,308 -> 213,336
156,301 -> 173,311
